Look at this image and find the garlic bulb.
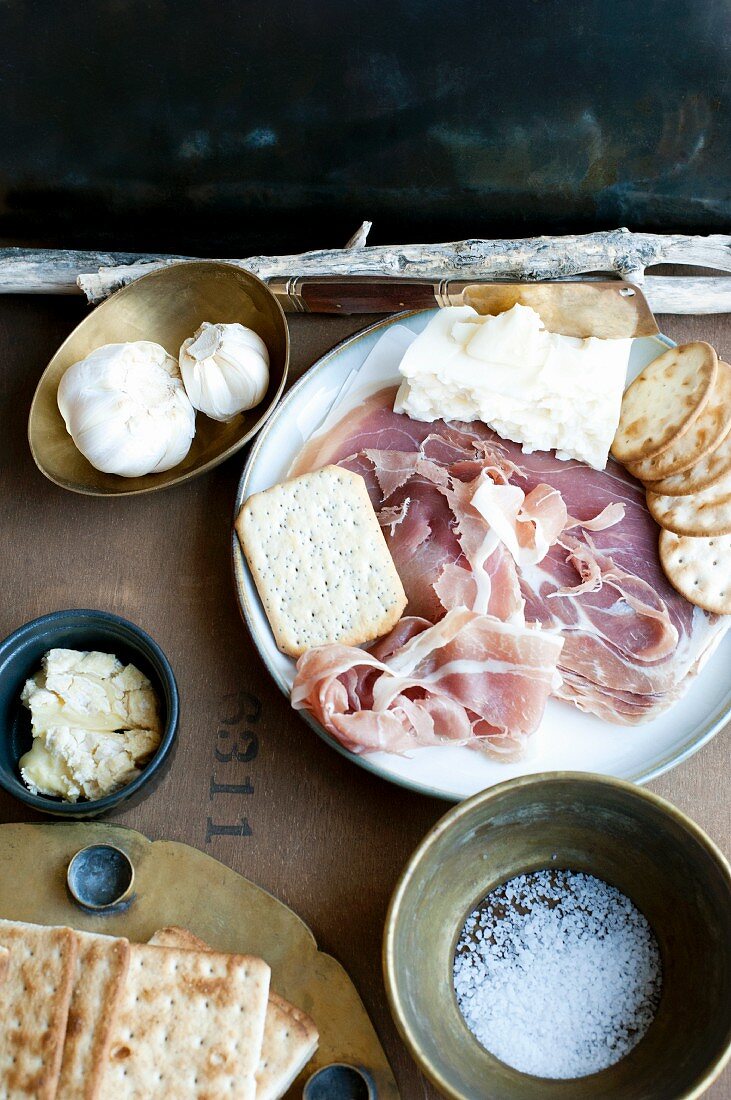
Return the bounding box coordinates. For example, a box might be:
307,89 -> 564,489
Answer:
179,322 -> 269,422
57,341 -> 196,477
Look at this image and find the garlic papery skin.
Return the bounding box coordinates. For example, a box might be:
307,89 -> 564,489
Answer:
179,322 -> 270,422
57,341 -> 196,477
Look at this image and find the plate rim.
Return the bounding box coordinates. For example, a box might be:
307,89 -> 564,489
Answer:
232,310 -> 731,802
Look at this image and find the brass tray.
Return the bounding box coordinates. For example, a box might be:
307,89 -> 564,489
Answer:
0,822 -> 399,1099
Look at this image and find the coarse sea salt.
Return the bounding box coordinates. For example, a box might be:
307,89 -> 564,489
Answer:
453,869 -> 662,1079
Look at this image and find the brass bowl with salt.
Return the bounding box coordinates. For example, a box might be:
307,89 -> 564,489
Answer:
384,773 -> 731,1100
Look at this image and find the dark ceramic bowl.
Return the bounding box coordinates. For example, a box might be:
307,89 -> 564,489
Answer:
0,609 -> 179,818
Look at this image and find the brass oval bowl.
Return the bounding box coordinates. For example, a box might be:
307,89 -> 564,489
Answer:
384,772 -> 731,1100
28,261 -> 289,496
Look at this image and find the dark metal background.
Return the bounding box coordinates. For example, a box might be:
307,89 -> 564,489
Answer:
1,0 -> 728,253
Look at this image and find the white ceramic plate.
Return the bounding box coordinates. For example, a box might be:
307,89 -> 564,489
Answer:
233,311 -> 731,801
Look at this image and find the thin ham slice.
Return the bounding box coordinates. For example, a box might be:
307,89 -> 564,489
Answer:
292,386 -> 728,728
292,608 -> 564,758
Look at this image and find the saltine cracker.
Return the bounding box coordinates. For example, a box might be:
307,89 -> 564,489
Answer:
149,926 -> 319,1100
0,919 -> 78,1100
236,465 -> 407,657
101,942 -> 270,1099
57,930 -> 130,1100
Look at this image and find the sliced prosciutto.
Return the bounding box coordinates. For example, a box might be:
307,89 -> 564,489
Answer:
292,386 -> 728,728
292,608 -> 564,757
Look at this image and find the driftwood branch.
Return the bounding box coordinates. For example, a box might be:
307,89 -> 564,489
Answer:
78,230 -> 731,304
641,276 -> 731,315
0,229 -> 729,313
344,220 -> 372,249
0,250 -> 165,295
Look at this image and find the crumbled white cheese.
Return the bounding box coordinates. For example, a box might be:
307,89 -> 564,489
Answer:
394,304 -> 632,470
21,726 -> 159,802
19,648 -> 161,802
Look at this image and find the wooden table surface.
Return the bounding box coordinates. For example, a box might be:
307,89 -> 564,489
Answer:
0,294 -> 729,1099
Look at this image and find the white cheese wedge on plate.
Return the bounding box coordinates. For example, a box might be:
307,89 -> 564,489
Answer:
394,303 -> 632,469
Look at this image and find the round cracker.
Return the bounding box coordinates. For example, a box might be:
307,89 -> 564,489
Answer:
647,466 -> 731,537
611,342 -> 718,463
627,360 -> 731,482
660,529 -> 731,615
647,419 -> 731,496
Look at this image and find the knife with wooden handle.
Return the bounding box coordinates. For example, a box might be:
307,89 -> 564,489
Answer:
266,276 -> 659,338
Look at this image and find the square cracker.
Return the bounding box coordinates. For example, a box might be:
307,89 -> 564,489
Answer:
257,993 -> 319,1100
57,930 -> 130,1100
149,927 -> 319,1100
101,942 -> 270,1099
236,465 -> 407,657
0,919 -> 79,1100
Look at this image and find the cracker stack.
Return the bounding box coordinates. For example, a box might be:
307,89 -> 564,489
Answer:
0,919 -> 318,1099
611,343 -> 731,614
